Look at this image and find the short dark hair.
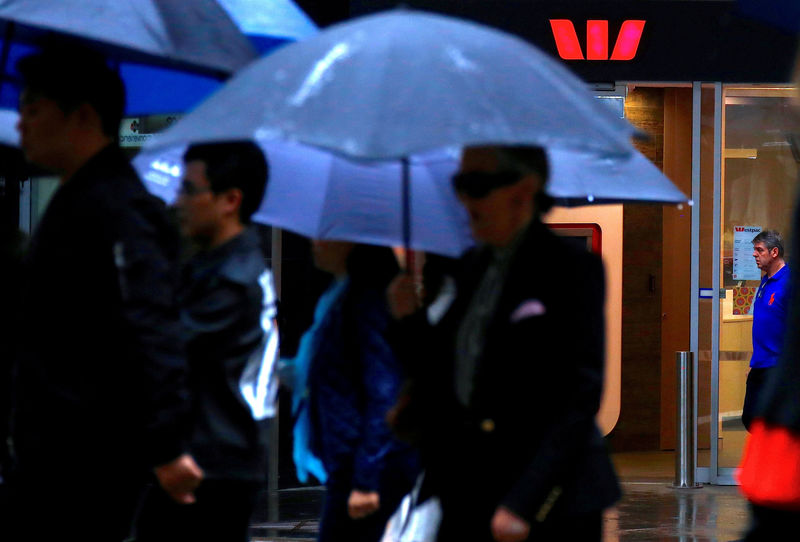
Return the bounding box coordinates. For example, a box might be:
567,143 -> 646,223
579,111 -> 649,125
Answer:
183,141 -> 269,223
17,40 -> 125,139
752,229 -> 784,258
452,145 -> 553,214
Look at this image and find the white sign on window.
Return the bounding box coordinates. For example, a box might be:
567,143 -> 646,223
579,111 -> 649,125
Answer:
732,226 -> 762,281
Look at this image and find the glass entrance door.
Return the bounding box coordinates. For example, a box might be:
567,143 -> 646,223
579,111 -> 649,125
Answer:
716,87 -> 799,476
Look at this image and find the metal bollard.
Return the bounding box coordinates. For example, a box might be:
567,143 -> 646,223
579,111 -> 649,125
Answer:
673,351 -> 702,489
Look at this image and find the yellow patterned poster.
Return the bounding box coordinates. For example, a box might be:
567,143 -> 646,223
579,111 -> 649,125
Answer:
732,286 -> 756,315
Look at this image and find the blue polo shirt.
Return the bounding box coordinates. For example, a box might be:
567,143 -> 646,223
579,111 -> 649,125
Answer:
751,265 -> 791,369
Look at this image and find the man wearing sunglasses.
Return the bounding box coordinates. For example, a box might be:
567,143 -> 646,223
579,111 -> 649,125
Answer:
388,145 -> 620,542
135,141 -> 279,542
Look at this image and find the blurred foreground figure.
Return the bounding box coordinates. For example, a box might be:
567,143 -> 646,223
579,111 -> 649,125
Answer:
135,142 -> 279,542
4,43 -> 199,541
387,145 -> 620,542
738,46 -> 800,541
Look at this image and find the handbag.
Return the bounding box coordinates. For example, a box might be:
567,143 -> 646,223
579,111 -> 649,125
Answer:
381,472 -> 442,542
739,419 -> 800,510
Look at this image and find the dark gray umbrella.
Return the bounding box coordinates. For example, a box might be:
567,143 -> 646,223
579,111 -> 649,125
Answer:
0,0 -> 258,75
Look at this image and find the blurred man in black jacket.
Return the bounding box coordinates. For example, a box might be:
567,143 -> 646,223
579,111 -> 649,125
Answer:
388,145 -> 620,542
5,43 -> 201,541
135,142 -> 279,542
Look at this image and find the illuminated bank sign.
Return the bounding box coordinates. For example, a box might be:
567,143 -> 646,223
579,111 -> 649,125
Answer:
550,20 -> 646,61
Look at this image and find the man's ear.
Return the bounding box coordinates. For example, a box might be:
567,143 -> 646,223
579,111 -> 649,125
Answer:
73,103 -> 101,131
772,247 -> 780,259
220,187 -> 244,217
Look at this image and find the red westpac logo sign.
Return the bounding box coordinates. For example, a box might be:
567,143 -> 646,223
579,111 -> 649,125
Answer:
549,20 -> 646,61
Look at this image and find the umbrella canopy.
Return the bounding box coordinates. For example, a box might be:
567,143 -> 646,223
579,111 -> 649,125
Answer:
0,0 -> 318,115
134,142 -> 475,258
0,108 -> 16,147
0,0 -> 255,75
145,9 -> 639,159
134,141 -> 688,258
548,148 -> 689,206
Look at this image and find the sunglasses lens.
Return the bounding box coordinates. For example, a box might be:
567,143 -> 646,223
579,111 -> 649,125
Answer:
452,171 -> 519,198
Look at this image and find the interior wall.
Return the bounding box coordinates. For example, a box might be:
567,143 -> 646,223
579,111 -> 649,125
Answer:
545,205 -> 623,436
606,87 -> 666,451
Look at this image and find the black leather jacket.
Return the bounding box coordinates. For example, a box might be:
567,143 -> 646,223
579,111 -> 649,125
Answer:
180,228 -> 278,481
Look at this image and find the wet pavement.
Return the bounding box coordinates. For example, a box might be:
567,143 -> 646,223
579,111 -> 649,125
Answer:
606,482 -> 748,541
250,482 -> 751,541
251,452 -> 752,541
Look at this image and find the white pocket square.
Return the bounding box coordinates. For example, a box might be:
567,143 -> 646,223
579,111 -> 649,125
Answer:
510,299 -> 547,322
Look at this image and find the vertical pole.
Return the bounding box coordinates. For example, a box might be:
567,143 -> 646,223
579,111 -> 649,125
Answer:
690,83 -> 701,358
710,82 -> 723,482
689,83 -> 702,483
674,351 -> 702,488
268,227 -> 282,524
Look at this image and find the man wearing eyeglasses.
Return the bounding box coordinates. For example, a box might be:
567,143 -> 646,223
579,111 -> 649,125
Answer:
135,141 -> 279,542
388,145 -> 620,542
742,230 -> 790,432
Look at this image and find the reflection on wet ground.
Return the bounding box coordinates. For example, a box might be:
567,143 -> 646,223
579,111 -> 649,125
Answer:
252,452 -> 752,541
606,482 -> 748,541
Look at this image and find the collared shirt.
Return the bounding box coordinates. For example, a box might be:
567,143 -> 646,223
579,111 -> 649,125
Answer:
751,264 -> 790,369
454,229 -> 525,406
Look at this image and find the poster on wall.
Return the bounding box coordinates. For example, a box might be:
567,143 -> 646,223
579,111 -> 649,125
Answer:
732,226 -> 762,281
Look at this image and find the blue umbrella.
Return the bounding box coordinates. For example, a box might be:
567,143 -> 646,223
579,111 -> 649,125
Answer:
0,0 -> 317,115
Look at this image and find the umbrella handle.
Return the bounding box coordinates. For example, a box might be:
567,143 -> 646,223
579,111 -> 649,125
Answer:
401,156 -> 411,252
400,157 -> 423,303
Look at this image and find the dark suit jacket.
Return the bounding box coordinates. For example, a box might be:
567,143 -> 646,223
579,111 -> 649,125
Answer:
13,145 -> 189,484
394,219 -> 620,540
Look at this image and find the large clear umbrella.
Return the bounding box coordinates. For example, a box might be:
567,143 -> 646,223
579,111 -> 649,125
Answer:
133,142 -> 688,258
146,9 -> 639,158
144,9 -> 645,253
135,142 -> 474,257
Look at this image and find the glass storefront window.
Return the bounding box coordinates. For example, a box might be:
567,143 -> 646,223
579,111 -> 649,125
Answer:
718,87 -> 799,469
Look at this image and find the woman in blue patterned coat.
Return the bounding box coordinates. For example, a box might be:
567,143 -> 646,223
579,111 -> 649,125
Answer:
305,240 -> 418,542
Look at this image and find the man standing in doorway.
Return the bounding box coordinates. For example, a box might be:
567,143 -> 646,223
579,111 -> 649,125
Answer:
742,229 -> 790,432
6,42 -> 202,541
135,142 -> 279,542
